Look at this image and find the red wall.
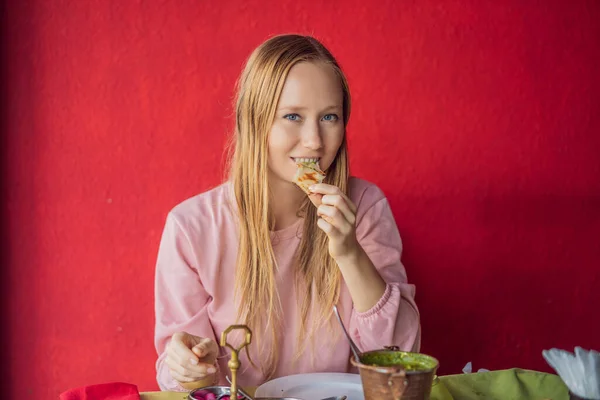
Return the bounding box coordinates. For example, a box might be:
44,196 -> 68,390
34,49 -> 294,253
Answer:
3,1 -> 599,398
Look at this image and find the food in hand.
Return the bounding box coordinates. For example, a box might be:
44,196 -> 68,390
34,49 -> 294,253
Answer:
293,158 -> 326,194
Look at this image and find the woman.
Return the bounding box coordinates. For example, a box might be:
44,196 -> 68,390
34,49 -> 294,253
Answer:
154,34 -> 420,391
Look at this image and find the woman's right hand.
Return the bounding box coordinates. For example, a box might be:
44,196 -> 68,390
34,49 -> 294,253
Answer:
165,332 -> 219,384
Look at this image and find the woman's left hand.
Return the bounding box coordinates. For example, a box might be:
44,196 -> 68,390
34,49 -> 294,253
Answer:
309,183 -> 361,261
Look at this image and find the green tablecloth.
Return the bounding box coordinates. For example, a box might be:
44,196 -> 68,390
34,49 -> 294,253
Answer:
141,368 -> 569,399
432,368 -> 568,400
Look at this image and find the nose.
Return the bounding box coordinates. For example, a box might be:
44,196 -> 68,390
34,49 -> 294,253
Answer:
301,121 -> 323,150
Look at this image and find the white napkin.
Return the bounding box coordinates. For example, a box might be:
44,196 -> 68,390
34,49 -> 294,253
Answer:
462,362 -> 489,373
543,347 -> 600,399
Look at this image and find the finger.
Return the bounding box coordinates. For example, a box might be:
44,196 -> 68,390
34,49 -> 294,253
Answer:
309,184 -> 357,214
308,193 -> 323,207
308,183 -> 338,195
332,191 -> 357,214
165,354 -> 196,378
172,331 -> 194,346
191,337 -> 217,358
167,364 -> 214,384
166,353 -> 216,379
168,335 -> 201,366
166,352 -> 207,376
344,194 -> 357,214
317,216 -> 338,236
169,368 -> 196,383
317,205 -> 352,234
320,195 -> 356,225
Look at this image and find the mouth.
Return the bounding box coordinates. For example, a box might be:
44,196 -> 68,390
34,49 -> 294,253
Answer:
291,157 -> 321,163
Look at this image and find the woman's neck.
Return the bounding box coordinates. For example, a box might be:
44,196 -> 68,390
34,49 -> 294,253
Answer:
268,180 -> 306,231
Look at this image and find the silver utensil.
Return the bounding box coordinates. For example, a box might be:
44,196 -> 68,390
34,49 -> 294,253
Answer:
333,304 -> 361,362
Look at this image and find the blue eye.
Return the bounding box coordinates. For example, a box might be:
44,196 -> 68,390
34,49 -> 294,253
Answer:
284,113 -> 301,121
322,114 -> 339,122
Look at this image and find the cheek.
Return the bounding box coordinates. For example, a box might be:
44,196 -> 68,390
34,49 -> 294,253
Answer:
268,125 -> 294,155
321,128 -> 344,169
267,128 -> 296,175
323,128 -> 345,159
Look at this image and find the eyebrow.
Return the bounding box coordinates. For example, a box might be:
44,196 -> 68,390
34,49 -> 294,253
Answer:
278,105 -> 342,112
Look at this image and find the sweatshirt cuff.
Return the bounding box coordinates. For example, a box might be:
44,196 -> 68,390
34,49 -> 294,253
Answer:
354,283 -> 393,319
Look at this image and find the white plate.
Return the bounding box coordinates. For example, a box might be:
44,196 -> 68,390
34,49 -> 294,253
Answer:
255,372 -> 364,400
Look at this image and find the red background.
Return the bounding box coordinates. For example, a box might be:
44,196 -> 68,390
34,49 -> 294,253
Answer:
3,1 -> 599,398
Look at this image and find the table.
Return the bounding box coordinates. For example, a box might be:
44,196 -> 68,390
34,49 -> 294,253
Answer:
140,368 -> 569,399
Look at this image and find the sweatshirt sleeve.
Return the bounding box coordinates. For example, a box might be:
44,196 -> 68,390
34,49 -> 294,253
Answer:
154,213 -> 217,391
348,193 -> 421,353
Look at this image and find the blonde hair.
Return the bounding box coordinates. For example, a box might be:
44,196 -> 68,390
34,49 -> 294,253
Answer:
228,34 -> 351,378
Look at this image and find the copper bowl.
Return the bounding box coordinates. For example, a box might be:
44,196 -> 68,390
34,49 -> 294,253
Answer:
350,347 -> 439,400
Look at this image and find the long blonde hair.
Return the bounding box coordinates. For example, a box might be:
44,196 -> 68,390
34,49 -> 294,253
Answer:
228,34 -> 351,378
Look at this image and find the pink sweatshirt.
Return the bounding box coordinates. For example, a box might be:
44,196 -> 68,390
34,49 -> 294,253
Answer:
154,177 -> 420,391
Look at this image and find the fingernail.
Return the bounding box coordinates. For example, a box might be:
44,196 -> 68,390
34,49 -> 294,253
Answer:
207,367 -> 216,374
189,358 -> 198,365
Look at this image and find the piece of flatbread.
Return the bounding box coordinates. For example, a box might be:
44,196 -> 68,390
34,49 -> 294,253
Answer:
293,160 -> 326,195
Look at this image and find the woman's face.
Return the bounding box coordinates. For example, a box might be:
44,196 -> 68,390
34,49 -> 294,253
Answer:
267,61 -> 345,190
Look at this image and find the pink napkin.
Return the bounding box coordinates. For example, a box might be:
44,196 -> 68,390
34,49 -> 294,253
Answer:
59,382 -> 140,400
